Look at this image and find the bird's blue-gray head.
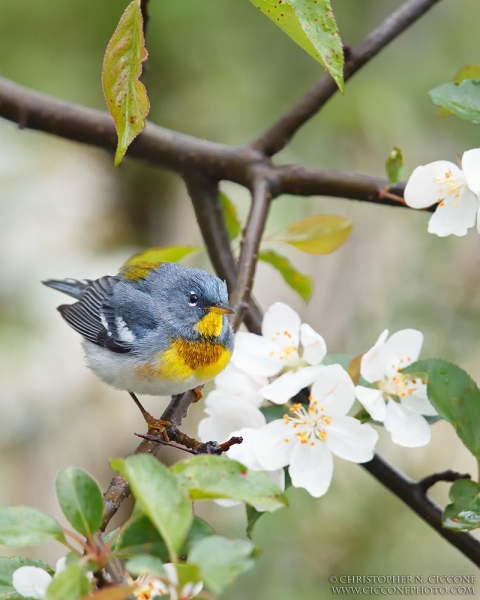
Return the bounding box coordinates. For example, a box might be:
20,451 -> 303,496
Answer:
144,263 -> 234,342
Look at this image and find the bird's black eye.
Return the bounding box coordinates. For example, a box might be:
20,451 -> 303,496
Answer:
189,292 -> 198,306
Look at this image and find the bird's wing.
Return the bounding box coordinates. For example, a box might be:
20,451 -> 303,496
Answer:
55,276 -> 132,353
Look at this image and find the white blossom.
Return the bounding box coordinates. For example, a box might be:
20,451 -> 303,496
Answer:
253,365 -> 378,498
404,148 -> 480,237
355,329 -> 437,447
232,302 -> 327,404
12,557 -> 90,600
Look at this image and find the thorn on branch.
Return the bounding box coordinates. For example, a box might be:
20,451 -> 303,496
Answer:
416,470 -> 471,494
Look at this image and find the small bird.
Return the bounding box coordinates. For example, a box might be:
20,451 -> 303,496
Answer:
43,261 -> 234,429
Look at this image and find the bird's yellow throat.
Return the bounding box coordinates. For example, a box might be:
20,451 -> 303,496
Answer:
194,311 -> 224,338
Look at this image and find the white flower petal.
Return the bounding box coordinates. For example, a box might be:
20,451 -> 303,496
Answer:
183,581 -> 204,599
326,415 -> 378,463
214,363 -> 267,406
54,557 -> 67,576
289,440 -> 333,498
360,329 -> 389,383
226,428 -> 264,470
310,364 -> 355,416
262,302 -> 301,348
384,400 -> 431,447
254,419 -> 297,471
383,329 -> 423,370
198,395 -> 266,443
462,148 -> 480,197
12,566 -> 52,600
260,365 -> 324,405
400,387 -> 438,416
300,323 -> 327,365
215,498 -> 242,508
232,332 -> 282,377
404,161 -> 462,208
427,186 -> 478,237
355,386 -> 386,421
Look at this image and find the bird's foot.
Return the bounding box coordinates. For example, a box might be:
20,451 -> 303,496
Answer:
192,385 -> 204,402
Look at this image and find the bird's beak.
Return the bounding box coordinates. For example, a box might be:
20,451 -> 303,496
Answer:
208,304 -> 235,315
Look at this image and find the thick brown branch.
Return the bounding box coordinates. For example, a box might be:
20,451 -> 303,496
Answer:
230,176 -> 272,330
252,0 -> 442,156
0,77 -> 262,184
362,455 -> 480,567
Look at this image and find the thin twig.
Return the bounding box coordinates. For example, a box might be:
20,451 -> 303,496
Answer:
417,470 -> 471,494
252,0 -> 443,156
362,455 -> 480,567
230,176 -> 272,330
183,171 -> 263,333
101,390 -> 198,531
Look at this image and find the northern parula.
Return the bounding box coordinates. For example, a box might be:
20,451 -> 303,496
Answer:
43,261 -> 234,422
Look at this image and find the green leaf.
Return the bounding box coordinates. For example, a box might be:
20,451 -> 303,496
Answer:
188,536 -> 255,594
443,479 -> 480,531
111,455 -> 193,561
0,507 -> 65,547
170,455 -> 287,512
403,359 -> 480,459
259,249 -> 313,302
250,0 -> 344,91
125,555 -> 166,578
269,214 -> 353,254
0,557 -> 53,598
260,405 -> 288,423
55,468 -> 103,538
385,147 -> 405,184
246,505 -> 264,539
175,563 -> 201,591
219,192 -> 241,240
429,79 -> 480,124
44,566 -> 90,600
102,0 -> 150,165
123,246 -> 200,267
115,514 -> 215,561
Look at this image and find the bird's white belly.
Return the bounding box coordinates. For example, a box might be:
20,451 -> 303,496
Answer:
82,341 -> 201,396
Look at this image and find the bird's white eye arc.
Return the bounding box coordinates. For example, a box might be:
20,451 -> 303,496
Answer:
189,292 -> 198,306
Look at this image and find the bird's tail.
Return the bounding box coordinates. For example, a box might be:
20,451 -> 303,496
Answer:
42,278 -> 92,300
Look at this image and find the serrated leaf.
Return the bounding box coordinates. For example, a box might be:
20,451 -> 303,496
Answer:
44,566 -> 90,600
111,455 -> 192,561
403,359 -> 480,459
429,79 -> 480,124
170,455 -> 287,512
219,192 -> 241,240
259,249 -> 313,302
385,147 -> 405,184
55,468 -> 103,538
0,557 -> 53,598
102,0 -> 150,165
250,0 -> 344,91
443,479 -> 480,531
0,507 -> 65,547
269,214 -> 353,254
188,536 -> 255,594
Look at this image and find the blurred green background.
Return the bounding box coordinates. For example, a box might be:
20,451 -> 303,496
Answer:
1,0 -> 480,598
